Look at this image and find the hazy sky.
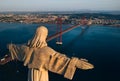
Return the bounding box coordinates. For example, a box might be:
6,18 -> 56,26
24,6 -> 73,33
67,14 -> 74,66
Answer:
0,0 -> 120,11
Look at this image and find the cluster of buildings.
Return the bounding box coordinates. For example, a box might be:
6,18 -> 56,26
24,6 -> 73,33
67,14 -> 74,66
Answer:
0,13 -> 120,26
92,18 -> 120,26
0,14 -> 64,24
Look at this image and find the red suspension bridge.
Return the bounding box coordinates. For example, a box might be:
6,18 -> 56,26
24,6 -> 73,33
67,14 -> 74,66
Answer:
47,16 -> 91,44
47,24 -> 81,42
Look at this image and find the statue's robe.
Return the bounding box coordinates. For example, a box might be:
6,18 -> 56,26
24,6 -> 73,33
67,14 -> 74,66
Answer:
8,44 -> 93,81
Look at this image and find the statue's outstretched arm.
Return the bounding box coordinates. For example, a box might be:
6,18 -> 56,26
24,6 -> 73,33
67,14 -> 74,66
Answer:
0,54 -> 13,65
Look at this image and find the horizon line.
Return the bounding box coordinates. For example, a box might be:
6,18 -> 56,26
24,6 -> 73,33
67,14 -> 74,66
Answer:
0,10 -> 120,12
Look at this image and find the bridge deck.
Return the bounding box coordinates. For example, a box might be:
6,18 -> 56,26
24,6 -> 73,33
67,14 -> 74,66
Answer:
47,24 -> 81,42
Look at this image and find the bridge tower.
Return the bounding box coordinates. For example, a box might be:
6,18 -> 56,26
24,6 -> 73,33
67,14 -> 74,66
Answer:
56,16 -> 63,45
81,16 -> 88,25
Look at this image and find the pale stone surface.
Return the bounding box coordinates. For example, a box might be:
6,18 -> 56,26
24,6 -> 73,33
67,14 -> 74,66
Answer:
8,26 -> 94,81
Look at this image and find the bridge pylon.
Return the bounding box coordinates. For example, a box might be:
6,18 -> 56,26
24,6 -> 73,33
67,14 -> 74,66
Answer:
56,16 -> 63,45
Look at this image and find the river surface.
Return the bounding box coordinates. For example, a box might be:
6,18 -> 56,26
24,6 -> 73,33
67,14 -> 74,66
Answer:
0,23 -> 120,81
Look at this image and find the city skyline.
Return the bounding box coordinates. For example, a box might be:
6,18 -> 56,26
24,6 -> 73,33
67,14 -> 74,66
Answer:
0,0 -> 120,12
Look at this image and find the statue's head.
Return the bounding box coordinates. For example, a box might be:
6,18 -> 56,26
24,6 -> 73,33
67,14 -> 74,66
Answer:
28,26 -> 48,48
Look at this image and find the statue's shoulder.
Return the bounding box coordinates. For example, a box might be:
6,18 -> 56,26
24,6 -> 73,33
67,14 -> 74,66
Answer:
43,46 -> 56,53
43,46 -> 55,51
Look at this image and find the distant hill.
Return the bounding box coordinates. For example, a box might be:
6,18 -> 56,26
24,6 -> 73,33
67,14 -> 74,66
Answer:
0,10 -> 120,15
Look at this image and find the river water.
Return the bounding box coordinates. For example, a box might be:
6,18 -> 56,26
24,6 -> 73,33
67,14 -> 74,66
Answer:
0,23 -> 120,81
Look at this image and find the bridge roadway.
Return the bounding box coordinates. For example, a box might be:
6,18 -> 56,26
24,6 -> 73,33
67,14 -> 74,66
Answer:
47,24 -> 81,42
